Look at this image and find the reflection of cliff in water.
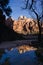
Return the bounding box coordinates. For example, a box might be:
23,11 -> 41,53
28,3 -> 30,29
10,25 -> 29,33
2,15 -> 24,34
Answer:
17,45 -> 37,54
0,46 -> 43,65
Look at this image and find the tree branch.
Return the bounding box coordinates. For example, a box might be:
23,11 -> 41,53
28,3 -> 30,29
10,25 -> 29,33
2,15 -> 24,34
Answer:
22,0 -> 29,9
29,0 -> 34,9
39,14 -> 43,21
32,7 -> 38,19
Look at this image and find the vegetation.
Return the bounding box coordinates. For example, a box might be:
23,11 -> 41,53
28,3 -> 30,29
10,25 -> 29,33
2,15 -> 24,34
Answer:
0,0 -> 24,42
22,0 -> 43,42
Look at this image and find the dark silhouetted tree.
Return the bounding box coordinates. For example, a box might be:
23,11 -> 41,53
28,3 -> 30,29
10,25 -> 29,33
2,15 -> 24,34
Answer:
0,0 -> 12,23
6,16 -> 14,29
22,0 -> 43,42
0,0 -> 12,42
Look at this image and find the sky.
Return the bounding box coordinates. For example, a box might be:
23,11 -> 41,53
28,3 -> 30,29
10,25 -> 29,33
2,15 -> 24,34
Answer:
9,0 -> 32,19
9,0 -> 42,20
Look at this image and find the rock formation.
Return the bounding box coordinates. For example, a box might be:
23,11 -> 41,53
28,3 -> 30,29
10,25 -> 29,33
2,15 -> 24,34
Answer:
13,16 -> 39,35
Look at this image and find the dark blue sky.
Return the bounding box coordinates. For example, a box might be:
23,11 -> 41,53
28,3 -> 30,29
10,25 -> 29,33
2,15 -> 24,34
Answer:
9,0 -> 42,19
9,0 -> 31,19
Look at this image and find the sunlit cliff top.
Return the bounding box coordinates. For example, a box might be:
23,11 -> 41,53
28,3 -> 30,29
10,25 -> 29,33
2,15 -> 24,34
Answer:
13,16 -> 39,35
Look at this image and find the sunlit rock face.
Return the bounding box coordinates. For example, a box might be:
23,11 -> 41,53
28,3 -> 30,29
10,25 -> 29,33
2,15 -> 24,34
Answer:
13,20 -> 23,33
17,45 -> 37,54
13,16 -> 39,35
18,16 -> 27,20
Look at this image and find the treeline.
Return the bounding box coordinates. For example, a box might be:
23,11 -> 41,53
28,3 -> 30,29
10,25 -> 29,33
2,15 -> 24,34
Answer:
0,22 -> 24,42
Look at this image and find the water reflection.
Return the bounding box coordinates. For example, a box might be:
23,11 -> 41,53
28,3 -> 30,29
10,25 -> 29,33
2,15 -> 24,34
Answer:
0,49 -> 5,59
0,46 -> 43,65
17,45 -> 37,54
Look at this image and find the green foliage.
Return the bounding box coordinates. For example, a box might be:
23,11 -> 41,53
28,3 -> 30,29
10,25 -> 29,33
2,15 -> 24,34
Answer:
0,0 -> 12,17
4,6 -> 12,16
0,0 -> 9,7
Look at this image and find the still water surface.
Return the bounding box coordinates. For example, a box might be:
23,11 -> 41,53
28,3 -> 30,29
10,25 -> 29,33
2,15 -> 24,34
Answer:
0,47 -> 43,65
